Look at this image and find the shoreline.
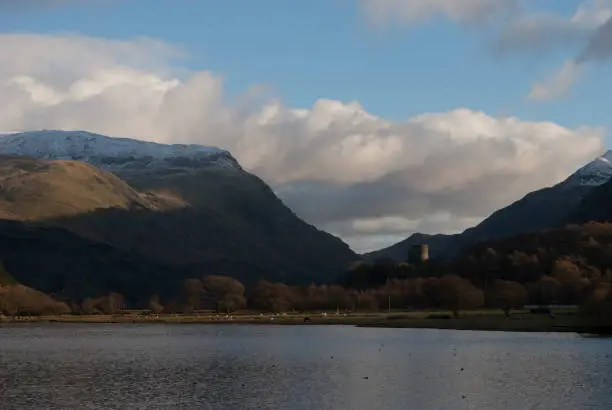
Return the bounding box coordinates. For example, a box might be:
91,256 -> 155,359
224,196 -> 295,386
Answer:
1,311 -> 608,334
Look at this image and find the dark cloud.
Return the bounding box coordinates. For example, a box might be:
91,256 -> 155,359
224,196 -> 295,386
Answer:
578,17 -> 612,62
493,14 -> 592,55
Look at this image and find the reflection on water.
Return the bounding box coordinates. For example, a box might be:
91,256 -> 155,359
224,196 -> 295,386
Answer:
1,324 -> 611,409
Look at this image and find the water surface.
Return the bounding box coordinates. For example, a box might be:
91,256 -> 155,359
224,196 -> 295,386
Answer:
1,324 -> 611,409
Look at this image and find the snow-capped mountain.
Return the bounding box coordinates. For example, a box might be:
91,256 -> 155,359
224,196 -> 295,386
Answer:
0,130 -> 241,171
563,151 -> 612,188
0,131 -> 359,305
0,130 -> 359,302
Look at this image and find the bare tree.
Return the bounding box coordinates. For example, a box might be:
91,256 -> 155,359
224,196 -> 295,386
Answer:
488,280 -> 528,317
149,294 -> 164,314
99,292 -> 125,314
531,276 -> 561,305
250,280 -> 298,313
202,275 -> 247,313
183,278 -> 204,312
436,275 -> 484,318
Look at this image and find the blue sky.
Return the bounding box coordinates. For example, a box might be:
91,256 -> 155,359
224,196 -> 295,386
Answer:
2,0 -> 609,134
1,0 -> 611,251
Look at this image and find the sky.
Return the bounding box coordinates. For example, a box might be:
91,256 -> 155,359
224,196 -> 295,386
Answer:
0,0 -> 611,252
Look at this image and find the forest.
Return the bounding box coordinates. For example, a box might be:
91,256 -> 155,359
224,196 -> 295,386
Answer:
2,222 -> 612,323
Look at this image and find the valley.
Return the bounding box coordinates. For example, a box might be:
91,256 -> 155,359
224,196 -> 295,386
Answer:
0,130 -> 612,335
368,151 -> 612,262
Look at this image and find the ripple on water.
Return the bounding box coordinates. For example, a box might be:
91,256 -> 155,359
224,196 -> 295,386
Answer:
1,324 -> 612,409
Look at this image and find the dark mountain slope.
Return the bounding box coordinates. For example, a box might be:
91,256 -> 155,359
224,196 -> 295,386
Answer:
571,177 -> 612,223
370,153 -> 612,261
368,185 -> 590,262
451,221 -> 612,287
0,220 -> 179,304
46,165 -> 357,285
459,184 -> 592,247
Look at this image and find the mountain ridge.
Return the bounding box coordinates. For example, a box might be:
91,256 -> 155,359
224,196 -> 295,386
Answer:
368,150 -> 612,262
0,130 -> 241,172
0,131 -> 359,302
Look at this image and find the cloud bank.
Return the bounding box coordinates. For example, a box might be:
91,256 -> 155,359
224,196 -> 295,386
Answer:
0,34 -> 604,252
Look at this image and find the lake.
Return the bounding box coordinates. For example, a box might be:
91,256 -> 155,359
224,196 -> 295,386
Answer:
1,324 -> 611,409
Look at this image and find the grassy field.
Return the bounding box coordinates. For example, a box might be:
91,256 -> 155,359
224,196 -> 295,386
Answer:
0,308 -> 598,333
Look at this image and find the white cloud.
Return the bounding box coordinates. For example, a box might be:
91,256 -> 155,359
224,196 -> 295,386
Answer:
359,0 -> 517,26
572,0 -> 612,27
0,34 -> 605,252
528,60 -> 583,100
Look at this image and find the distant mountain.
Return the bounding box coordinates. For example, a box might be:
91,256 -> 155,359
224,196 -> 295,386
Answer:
0,131 -> 358,302
364,233 -> 458,262
370,151 -> 612,261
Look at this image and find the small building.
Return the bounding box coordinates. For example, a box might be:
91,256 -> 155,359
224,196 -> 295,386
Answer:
408,244 -> 429,265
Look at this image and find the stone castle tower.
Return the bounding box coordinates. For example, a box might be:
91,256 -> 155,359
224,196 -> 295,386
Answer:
408,244 -> 429,264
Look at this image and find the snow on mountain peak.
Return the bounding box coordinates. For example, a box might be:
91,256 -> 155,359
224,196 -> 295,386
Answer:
0,130 -> 241,171
564,150 -> 612,187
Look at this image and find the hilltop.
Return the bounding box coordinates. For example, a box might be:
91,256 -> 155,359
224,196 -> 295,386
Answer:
0,155 -> 184,220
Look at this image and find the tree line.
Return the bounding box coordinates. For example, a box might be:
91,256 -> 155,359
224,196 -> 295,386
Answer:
3,222 -> 612,321
3,269 -> 610,320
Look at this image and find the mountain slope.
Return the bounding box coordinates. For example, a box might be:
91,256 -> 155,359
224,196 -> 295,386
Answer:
0,131 -> 359,299
570,175 -> 612,223
0,219 -> 176,304
371,151 -> 612,261
0,156 -> 183,220
74,132 -> 359,285
452,221 -> 612,287
48,167 -> 358,286
0,262 -> 18,286
458,184 -> 591,246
